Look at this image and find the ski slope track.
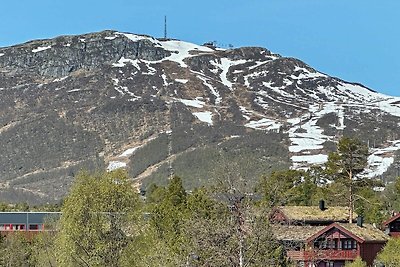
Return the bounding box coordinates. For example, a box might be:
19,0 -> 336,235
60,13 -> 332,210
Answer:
0,30 -> 399,203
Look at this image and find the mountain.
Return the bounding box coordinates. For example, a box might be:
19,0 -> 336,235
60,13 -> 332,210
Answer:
1,30 -> 400,204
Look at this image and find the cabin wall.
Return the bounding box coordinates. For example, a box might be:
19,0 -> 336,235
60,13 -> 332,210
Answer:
389,232 -> 400,238
359,243 -> 385,266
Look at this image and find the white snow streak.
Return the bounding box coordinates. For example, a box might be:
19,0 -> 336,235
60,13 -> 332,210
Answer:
177,98 -> 205,108
119,146 -> 141,157
245,118 -> 281,131
210,58 -> 247,89
197,75 -> 222,105
175,79 -> 188,84
67,88 -> 81,93
32,46 -> 51,53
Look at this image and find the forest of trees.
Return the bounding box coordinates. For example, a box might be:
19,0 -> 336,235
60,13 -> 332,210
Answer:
0,137 -> 400,266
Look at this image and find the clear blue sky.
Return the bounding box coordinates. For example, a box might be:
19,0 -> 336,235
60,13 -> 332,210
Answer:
1,0 -> 399,96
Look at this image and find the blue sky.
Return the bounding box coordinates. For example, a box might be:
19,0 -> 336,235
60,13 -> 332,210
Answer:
1,0 -> 399,96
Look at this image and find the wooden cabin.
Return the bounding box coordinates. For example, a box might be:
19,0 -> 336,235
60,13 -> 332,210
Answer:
382,213 -> 400,238
270,202 -> 357,226
0,212 -> 61,236
273,222 -> 388,267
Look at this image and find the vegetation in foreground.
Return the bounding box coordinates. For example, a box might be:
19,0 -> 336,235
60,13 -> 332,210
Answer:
0,137 -> 400,266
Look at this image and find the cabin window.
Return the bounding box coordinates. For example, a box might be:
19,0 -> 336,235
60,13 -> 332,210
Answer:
29,224 -> 39,230
15,224 -> 26,230
390,222 -> 400,232
327,239 -> 337,249
342,239 -> 356,249
326,261 -> 334,267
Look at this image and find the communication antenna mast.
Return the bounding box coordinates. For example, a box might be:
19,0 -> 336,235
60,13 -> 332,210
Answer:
164,15 -> 167,39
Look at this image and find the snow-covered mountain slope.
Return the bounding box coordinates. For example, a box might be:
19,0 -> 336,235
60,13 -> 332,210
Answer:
0,30 -> 399,203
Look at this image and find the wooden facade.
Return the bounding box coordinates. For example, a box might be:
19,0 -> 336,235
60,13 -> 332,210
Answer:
302,223 -> 387,267
271,206 -> 387,267
382,213 -> 400,238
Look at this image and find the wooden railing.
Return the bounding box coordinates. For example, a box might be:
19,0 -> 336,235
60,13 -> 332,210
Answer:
287,249 -> 358,261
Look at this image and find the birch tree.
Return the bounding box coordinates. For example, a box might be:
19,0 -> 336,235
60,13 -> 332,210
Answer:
56,170 -> 139,267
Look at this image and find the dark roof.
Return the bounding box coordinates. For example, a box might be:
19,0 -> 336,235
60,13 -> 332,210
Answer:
0,212 -> 61,225
274,206 -> 357,223
382,213 -> 400,226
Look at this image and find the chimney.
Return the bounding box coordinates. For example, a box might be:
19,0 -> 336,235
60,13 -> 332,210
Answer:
319,200 -> 326,211
357,216 -> 364,227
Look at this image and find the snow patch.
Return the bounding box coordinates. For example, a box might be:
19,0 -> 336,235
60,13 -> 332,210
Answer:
117,32 -> 160,45
175,79 -> 188,84
112,57 -> 141,69
142,63 -> 157,75
376,98 -> 400,118
161,74 -> 170,86
119,146 -> 141,158
210,58 -> 247,89
177,98 -> 205,108
160,40 -> 213,68
107,161 -> 127,171
193,111 -> 213,125
0,53 -> 4,57
32,46 -> 51,53
292,154 -> 328,166
53,76 -> 68,83
363,140 -> 400,178
245,118 -> 281,131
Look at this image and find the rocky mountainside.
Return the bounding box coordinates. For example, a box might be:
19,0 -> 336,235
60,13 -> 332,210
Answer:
1,30 -> 400,204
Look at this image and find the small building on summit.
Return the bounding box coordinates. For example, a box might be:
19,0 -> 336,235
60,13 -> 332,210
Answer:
382,212 -> 400,238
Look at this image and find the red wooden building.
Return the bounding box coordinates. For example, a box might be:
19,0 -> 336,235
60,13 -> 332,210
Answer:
273,222 -> 388,267
382,213 -> 400,238
0,212 -> 60,237
270,204 -> 387,267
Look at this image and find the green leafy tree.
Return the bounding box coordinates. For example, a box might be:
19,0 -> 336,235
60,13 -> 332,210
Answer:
148,176 -> 189,257
345,257 -> 367,267
377,238 -> 400,267
259,169 -> 321,207
30,230 -> 58,267
383,176 -> 400,213
119,213 -> 183,267
56,169 -> 139,267
0,233 -> 32,266
354,187 -> 385,224
326,137 -> 369,222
